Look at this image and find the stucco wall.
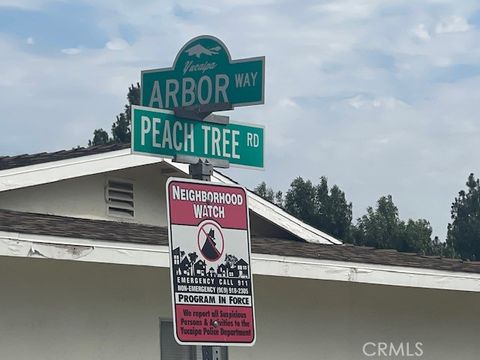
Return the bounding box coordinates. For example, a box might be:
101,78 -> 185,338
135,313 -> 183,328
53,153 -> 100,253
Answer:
0,165 -> 295,239
0,256 -> 478,360
0,164 -> 173,226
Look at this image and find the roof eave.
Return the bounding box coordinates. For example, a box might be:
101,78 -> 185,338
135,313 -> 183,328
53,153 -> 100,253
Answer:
0,230 -> 478,293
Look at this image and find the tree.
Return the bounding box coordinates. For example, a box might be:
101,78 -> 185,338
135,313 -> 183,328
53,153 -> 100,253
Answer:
112,113 -> 130,143
88,83 -> 140,146
125,83 -> 141,121
447,173 -> 480,260
316,177 -> 353,241
284,177 -> 317,225
253,181 -> 283,207
427,236 -> 454,257
188,252 -> 198,276
224,254 -> 238,267
254,182 -> 274,202
401,219 -> 434,254
284,177 -> 352,241
353,195 -> 434,254
88,129 -> 110,147
353,195 -> 400,249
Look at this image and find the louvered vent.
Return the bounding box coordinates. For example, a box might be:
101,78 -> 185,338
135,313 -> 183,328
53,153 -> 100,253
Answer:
106,179 -> 134,218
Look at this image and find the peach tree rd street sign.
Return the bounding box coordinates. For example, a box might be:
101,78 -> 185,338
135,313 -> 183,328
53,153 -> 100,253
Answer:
141,35 -> 264,110
131,105 -> 264,169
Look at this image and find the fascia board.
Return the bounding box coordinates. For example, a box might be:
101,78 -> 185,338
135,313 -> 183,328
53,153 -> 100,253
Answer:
0,231 -> 478,293
0,150 -> 163,192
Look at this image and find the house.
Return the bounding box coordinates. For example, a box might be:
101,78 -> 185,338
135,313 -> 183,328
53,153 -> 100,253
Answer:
207,266 -> 217,277
0,143 -> 479,359
172,247 -> 181,267
178,256 -> 191,276
236,259 -> 249,278
194,259 -> 206,276
217,263 -> 227,278
227,263 -> 239,278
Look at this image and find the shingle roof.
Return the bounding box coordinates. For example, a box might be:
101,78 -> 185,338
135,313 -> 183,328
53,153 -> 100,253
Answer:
0,143 -> 130,171
1,209 -> 479,274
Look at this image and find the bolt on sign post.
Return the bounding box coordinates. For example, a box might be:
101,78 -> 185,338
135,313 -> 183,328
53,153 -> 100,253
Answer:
141,35 -> 264,110
131,105 -> 264,169
166,178 -> 256,346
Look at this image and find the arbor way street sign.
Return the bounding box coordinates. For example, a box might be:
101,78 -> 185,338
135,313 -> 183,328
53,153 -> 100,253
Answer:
141,35 -> 264,111
166,178 -> 255,346
131,105 -> 264,169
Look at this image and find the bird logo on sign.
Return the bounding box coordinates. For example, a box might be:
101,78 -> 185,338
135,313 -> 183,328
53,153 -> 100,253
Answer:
185,44 -> 221,58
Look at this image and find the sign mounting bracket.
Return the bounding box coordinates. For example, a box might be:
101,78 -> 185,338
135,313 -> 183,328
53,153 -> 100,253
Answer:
173,102 -> 232,124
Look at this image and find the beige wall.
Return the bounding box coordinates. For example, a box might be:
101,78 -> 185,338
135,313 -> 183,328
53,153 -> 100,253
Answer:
0,165 -> 294,238
0,256 -> 478,360
0,164 -> 175,226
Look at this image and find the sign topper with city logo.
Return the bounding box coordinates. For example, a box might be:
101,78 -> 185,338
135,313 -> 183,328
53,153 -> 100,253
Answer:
166,178 -> 256,346
141,35 -> 264,110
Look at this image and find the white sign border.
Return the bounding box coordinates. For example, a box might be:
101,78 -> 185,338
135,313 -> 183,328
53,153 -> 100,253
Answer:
165,177 -> 257,347
131,105 -> 265,171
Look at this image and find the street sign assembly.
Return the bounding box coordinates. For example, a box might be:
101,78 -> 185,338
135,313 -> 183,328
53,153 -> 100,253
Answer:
166,178 -> 255,346
141,35 -> 264,110
132,105 -> 264,169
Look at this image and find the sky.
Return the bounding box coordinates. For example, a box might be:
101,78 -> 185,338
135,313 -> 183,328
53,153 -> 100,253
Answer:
1,0 -> 480,240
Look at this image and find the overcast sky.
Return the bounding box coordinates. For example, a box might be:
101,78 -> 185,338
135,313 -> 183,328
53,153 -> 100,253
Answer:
1,0 -> 480,239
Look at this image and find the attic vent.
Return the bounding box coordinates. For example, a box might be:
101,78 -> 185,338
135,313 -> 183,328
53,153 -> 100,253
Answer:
106,179 -> 134,218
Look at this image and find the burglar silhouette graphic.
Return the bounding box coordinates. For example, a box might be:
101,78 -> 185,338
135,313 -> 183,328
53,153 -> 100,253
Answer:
201,228 -> 221,261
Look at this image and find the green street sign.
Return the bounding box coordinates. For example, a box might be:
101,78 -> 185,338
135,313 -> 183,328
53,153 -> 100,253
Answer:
132,106 -> 264,169
141,35 -> 264,110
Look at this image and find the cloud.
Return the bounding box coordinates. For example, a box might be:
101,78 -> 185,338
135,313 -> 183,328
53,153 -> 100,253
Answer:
0,0 -> 46,10
1,0 -> 480,241
61,47 -> 83,55
278,98 -> 298,108
413,24 -> 431,41
347,95 -> 409,110
105,38 -> 129,51
311,0 -> 381,20
26,36 -> 34,45
435,16 -> 471,34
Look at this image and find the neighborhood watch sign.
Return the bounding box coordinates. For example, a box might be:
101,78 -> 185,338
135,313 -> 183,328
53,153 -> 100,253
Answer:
166,178 -> 256,346
141,36 -> 265,110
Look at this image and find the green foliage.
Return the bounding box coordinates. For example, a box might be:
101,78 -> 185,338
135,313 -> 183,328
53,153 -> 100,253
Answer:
125,83 -> 141,121
402,219 -> 434,254
253,181 -> 283,207
88,128 -> 111,147
88,83 -> 140,146
284,177 -> 317,225
112,113 -> 130,143
353,195 -> 434,254
447,173 -> 480,260
353,195 -> 401,248
428,236 -> 454,257
283,176 -> 353,241
256,178 -> 443,255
